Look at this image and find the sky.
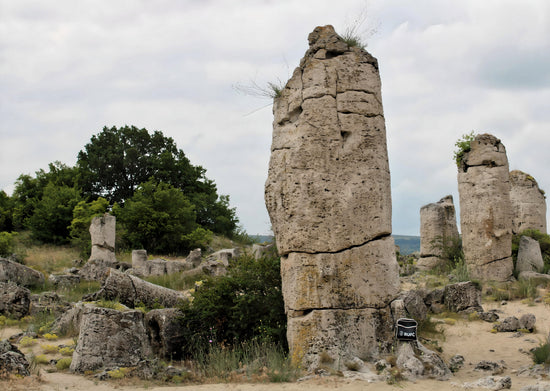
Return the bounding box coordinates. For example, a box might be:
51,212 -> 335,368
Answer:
1,0 -> 549,236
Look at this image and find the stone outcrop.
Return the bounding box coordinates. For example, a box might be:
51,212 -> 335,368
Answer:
0,257 -> 45,288
0,339 -> 30,377
516,236 -> 544,274
145,308 -> 185,360
443,281 -> 483,313
0,281 -> 31,319
85,268 -> 188,309
30,291 -> 71,316
131,249 -> 190,277
70,306 -> 152,373
457,134 -> 513,281
418,195 -> 459,270
89,213 -> 117,262
265,25 -> 399,369
510,170 -> 547,234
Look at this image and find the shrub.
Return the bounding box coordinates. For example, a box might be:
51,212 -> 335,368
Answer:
55,357 -> 72,370
19,336 -> 37,347
0,231 -> 17,257
179,254 -> 286,357
532,342 -> 550,365
41,344 -> 59,354
59,346 -> 74,356
453,131 -> 476,168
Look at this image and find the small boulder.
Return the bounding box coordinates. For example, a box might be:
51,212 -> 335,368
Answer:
519,314 -> 536,332
516,236 -> 544,274
400,290 -> 428,322
444,281 -> 483,313
0,339 -> 30,377
464,376 -> 512,390
0,281 -> 31,319
475,360 -> 506,375
495,316 -> 520,332
0,257 -> 45,288
449,354 -> 465,373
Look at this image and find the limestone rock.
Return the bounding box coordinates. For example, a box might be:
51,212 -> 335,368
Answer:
457,134 -> 513,281
131,249 -> 189,277
0,281 -> 30,319
516,236 -> 544,273
519,313 -> 536,331
86,268 -> 188,309
418,195 -> 459,270
265,25 -> 399,370
496,316 -> 520,332
70,306 -> 152,372
475,360 -> 507,375
444,281 -> 483,313
30,292 -> 71,316
145,308 -> 185,360
396,341 -> 451,381
79,258 -> 131,281
48,273 -> 80,287
252,243 -> 275,259
89,213 -> 117,262
0,257 -> 45,288
281,236 -> 399,311
449,354 -> 465,373
266,25 -> 391,255
398,290 -> 428,322
51,301 -> 91,336
510,170 -> 547,234
518,271 -> 550,284
0,339 -> 30,376
185,248 -> 202,268
464,376 -> 512,390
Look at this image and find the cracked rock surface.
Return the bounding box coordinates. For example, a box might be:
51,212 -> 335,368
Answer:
458,133 -> 513,281
265,25 -> 399,370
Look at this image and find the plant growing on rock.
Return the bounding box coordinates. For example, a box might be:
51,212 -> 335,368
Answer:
453,131 -> 476,168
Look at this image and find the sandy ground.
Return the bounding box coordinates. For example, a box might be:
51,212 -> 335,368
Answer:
3,299 -> 550,391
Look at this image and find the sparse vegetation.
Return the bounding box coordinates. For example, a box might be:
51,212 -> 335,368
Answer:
453,131 -> 476,168
532,341 -> 550,365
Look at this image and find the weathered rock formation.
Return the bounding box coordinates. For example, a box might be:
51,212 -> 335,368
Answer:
145,308 -> 185,360
418,195 -> 459,270
457,134 -> 513,281
265,25 -> 399,369
85,268 -> 188,309
0,339 -> 30,377
70,306 -> 152,373
131,249 -> 190,277
0,257 -> 45,288
516,236 -> 544,274
89,213 -> 117,262
510,170 -> 547,234
0,281 -> 31,319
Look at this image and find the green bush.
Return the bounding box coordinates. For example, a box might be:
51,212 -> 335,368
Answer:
179,254 -> 286,358
0,231 -> 17,257
532,342 -> 550,365
453,131 -> 476,168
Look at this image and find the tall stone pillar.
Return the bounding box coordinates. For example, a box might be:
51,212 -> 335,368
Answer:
265,25 -> 399,370
89,213 -> 117,262
418,195 -> 459,270
510,170 -> 547,234
457,134 -> 513,281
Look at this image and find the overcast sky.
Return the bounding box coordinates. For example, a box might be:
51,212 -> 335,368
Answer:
1,0 -> 549,236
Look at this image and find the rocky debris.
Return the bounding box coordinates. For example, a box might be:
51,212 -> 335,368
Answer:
478,310 -> 500,323
398,290 -> 428,321
89,213 -> 117,262
475,360 -> 507,375
0,339 -> 30,377
252,243 -> 275,259
145,308 -> 185,360
395,341 -> 452,381
131,249 -> 189,277
70,306 -> 152,373
0,281 -> 31,319
444,281 -> 483,313
457,133 -> 513,281
516,236 -> 545,274
418,195 -> 459,270
462,376 -> 512,390
79,258 -> 131,281
495,314 -> 536,332
518,271 -> 550,284
205,248 -> 240,265
30,291 -> 71,316
449,354 -> 465,373
517,364 -> 550,380
519,384 -> 550,391
0,257 -> 45,288
510,170 -> 547,235
48,273 -> 80,287
51,301 -> 91,336
84,268 -> 188,309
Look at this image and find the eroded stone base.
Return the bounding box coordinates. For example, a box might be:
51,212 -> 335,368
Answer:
287,306 -> 394,371
468,257 -> 514,282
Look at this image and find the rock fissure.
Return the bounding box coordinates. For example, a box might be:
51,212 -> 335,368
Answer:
285,232 -> 392,256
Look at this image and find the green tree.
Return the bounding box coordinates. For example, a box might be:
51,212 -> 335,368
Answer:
77,125 -> 238,235
26,183 -> 83,244
179,252 -> 286,357
113,179 -> 202,254
69,197 -> 110,256
0,191 -> 14,232
453,131 -> 476,168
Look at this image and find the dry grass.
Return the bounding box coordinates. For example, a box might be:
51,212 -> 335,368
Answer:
23,244 -> 80,276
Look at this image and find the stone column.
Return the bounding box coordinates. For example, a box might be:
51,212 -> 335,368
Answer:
457,134 -> 513,281
510,170 -> 547,234
265,25 -> 399,370
89,213 -> 117,262
418,195 -> 459,270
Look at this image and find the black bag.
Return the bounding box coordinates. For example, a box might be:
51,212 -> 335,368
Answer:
396,318 -> 417,341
